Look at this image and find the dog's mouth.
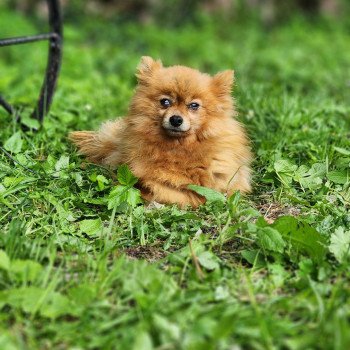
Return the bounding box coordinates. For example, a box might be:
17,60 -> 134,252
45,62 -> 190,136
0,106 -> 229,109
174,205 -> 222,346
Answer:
163,127 -> 189,137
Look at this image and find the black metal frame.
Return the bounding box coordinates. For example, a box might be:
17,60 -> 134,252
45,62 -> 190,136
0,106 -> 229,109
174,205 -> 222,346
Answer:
0,0 -> 63,123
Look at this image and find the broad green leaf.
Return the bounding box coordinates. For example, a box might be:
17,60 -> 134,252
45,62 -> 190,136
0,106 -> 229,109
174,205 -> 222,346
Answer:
0,250 -> 10,271
40,292 -> 75,319
308,163 -> 327,177
272,216 -> 327,263
43,154 -> 56,172
255,216 -> 269,228
294,163 -> 326,189
132,331 -> 153,350
96,174 -> 109,190
0,162 -> 12,174
241,249 -> 266,267
274,159 -> 298,173
108,185 -> 129,209
89,173 -> 98,182
153,314 -> 181,341
4,132 -> 22,154
294,164 -> 308,176
214,285 -> 230,301
46,194 -> 75,222
72,172 -> 83,186
68,285 -> 96,307
188,184 -> 226,203
127,187 -> 143,207
79,219 -> 103,236
21,116 -> 40,130
0,333 -> 18,350
11,260 -> 43,282
117,164 -> 138,186
327,170 -> 349,184
0,287 -> 77,319
274,159 -> 297,185
329,227 -> 350,263
55,155 -> 70,172
4,287 -> 45,313
3,177 -> 26,188
333,146 -> 350,156
257,227 -> 286,253
0,291 -> 11,309
16,154 -> 35,168
89,173 -> 110,190
197,251 -> 220,270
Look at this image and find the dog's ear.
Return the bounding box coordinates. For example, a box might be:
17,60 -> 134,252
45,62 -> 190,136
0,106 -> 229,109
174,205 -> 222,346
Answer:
211,70 -> 234,96
136,56 -> 163,84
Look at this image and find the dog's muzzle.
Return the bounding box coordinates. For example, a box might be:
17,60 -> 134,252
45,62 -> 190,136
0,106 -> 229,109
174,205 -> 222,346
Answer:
162,114 -> 190,136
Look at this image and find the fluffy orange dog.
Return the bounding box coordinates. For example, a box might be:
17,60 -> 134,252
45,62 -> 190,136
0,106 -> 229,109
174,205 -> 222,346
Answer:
69,56 -> 252,207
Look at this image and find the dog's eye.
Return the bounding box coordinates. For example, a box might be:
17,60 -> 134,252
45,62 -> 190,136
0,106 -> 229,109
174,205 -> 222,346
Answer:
188,102 -> 200,111
160,98 -> 172,108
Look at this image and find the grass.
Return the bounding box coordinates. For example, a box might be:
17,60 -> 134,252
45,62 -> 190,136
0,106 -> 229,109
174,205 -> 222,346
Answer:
1,8 -> 350,350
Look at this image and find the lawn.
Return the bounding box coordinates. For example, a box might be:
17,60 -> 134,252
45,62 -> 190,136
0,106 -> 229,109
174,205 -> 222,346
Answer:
0,6 -> 350,350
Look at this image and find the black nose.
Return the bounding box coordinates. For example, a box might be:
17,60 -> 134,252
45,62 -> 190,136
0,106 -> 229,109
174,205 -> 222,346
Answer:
169,115 -> 183,127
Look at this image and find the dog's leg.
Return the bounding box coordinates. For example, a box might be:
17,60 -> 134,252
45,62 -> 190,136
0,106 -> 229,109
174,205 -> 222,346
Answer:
69,120 -> 125,166
141,180 -> 205,208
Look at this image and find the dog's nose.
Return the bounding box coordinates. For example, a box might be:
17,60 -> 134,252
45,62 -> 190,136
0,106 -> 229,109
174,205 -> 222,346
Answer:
169,115 -> 183,127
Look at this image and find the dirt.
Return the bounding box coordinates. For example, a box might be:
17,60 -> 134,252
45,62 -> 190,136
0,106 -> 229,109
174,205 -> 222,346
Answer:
122,245 -> 167,262
257,202 -> 301,224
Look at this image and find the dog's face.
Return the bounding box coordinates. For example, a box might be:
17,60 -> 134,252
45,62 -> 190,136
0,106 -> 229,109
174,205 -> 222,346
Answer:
129,56 -> 235,139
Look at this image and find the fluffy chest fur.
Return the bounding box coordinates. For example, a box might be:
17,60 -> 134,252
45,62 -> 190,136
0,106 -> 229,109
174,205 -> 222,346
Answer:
128,135 -> 214,185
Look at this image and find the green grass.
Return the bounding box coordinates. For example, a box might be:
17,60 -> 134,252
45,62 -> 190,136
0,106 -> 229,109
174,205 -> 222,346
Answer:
1,9 -> 350,350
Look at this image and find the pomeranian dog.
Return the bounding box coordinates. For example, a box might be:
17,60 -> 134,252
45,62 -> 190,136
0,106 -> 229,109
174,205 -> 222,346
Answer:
69,56 -> 252,207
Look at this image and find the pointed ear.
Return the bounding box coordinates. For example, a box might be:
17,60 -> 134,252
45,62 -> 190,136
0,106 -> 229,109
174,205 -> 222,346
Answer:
136,56 -> 163,84
211,70 -> 234,96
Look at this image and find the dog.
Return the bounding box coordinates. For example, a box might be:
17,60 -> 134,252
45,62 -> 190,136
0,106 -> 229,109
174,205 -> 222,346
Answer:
69,56 -> 252,207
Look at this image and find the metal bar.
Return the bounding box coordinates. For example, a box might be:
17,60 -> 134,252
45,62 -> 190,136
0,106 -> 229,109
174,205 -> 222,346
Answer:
32,0 -> 63,122
0,0 -> 63,124
0,95 -> 16,115
0,146 -> 38,174
0,33 -> 57,47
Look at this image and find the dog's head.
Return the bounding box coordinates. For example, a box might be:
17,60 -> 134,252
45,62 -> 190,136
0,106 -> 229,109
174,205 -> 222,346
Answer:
129,56 -> 235,139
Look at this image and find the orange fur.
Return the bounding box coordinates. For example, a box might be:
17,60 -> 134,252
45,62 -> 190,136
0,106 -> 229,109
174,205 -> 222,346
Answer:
69,56 -> 252,207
